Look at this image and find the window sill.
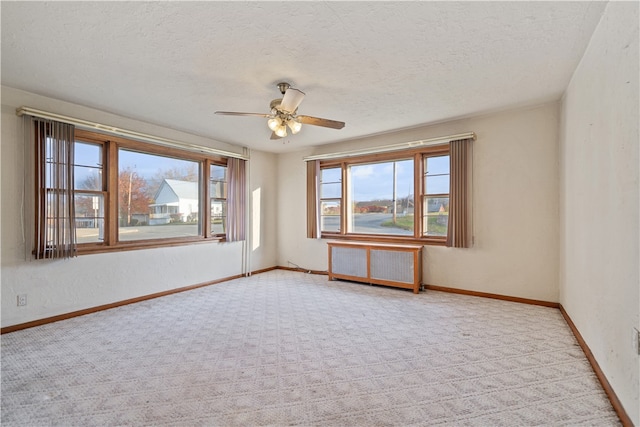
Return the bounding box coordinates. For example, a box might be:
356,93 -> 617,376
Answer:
319,233 -> 446,246
76,236 -> 226,255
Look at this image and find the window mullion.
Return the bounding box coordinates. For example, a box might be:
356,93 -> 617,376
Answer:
414,153 -> 423,238
203,159 -> 211,238
341,162 -> 348,235
106,141 -> 118,246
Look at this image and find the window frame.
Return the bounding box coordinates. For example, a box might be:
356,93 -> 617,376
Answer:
209,163 -> 228,236
73,139 -> 107,245
319,166 -> 343,234
42,129 -> 229,255
422,153 -> 451,238
316,144 -> 450,245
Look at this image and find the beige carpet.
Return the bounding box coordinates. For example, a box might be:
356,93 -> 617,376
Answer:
1,269 -> 620,426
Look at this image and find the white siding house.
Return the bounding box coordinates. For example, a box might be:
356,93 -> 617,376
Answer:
149,179 -> 198,225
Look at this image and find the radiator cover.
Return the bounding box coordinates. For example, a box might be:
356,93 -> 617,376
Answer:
327,242 -> 422,293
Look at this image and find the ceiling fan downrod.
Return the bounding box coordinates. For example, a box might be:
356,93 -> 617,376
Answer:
277,82 -> 291,95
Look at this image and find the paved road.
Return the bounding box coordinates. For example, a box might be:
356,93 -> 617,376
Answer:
322,213 -> 413,235
77,224 -> 199,243
77,213 -> 413,244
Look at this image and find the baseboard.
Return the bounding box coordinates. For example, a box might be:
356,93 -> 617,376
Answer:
424,284 -> 559,308
559,305 -> 633,427
277,265 -> 329,275
248,266 -> 279,276
0,266 -> 278,334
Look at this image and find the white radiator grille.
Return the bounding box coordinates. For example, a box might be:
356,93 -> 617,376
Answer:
370,249 -> 414,284
331,246 -> 367,278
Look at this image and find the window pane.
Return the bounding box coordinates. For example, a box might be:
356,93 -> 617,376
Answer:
320,167 -> 341,199
350,160 -> 414,235
119,149 -> 200,241
210,164 -> 227,199
425,175 -> 449,195
425,155 -> 450,195
74,142 -> 102,190
423,196 -> 449,236
45,191 -> 73,245
210,164 -> 227,236
74,193 -> 104,243
321,200 -> 340,232
211,200 -> 226,235
425,155 -> 449,175
44,138 -> 71,189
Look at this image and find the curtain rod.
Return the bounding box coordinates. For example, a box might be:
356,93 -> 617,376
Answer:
303,132 -> 475,161
16,107 -> 250,160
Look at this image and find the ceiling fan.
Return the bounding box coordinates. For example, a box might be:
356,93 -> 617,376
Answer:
215,82 -> 345,140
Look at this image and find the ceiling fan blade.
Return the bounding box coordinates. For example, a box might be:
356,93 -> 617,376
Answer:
297,115 -> 345,130
215,111 -> 270,118
279,88 -> 305,113
270,131 -> 282,140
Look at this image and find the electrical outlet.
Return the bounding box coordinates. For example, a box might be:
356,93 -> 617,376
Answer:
17,294 -> 27,307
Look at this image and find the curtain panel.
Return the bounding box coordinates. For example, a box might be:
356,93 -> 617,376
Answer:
446,138 -> 473,248
306,160 -> 320,239
28,117 -> 77,259
226,158 -> 247,242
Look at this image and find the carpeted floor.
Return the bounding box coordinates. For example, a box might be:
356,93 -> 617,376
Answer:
1,269 -> 620,426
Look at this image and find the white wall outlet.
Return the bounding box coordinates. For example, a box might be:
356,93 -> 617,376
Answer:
17,294 -> 27,307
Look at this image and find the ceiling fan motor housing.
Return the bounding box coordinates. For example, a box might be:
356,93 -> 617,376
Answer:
270,98 -> 283,113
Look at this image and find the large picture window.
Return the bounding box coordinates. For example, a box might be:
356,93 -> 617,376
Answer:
119,149 -> 201,241
310,144 -> 457,245
36,128 -> 235,255
350,159 -> 414,236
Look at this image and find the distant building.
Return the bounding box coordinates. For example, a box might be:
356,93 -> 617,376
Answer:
149,179 -> 199,224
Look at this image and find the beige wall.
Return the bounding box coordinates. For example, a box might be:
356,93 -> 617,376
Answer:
1,87 -> 278,327
559,2 -> 639,423
277,103 -> 560,302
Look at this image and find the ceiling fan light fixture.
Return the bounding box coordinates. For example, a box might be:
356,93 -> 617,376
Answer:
267,117 -> 282,131
274,124 -> 287,138
287,118 -> 302,134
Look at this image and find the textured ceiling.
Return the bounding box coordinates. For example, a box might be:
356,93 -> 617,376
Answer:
1,2 -> 607,153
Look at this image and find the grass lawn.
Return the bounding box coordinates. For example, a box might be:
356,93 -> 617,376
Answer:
381,214 -> 448,236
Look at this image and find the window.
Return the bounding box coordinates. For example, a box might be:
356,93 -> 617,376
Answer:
119,149 -> 201,241
350,159 -> 414,236
210,164 -> 227,235
74,141 -> 105,244
423,155 -> 450,237
319,167 -> 341,233
36,128 -> 233,255
312,144 -> 451,244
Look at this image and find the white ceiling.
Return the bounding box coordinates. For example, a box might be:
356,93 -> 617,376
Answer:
1,1 -> 607,153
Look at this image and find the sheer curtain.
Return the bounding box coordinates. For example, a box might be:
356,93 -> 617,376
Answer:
306,160 -> 320,239
28,117 -> 77,259
226,158 -> 247,242
446,138 -> 473,248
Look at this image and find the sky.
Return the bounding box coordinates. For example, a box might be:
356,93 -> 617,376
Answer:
74,142 -> 198,185
75,140 -> 449,202
321,156 -> 449,202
